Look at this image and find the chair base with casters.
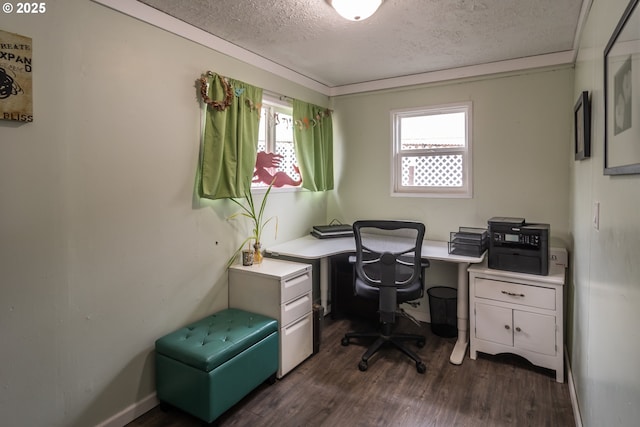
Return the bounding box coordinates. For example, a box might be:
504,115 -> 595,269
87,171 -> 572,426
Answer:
341,220 -> 430,374
342,317 -> 426,373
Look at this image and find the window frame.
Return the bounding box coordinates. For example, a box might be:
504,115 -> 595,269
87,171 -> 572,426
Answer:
252,95 -> 301,194
390,101 -> 473,198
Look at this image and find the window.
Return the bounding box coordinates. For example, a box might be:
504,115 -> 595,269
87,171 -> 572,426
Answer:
391,102 -> 472,198
253,98 -> 302,189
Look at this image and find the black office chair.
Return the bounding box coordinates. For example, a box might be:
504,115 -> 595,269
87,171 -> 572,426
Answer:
341,220 -> 429,373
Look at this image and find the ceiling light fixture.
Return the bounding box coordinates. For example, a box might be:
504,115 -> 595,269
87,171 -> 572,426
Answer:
328,0 -> 383,21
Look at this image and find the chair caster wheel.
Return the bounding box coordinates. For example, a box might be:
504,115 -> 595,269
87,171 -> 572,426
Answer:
358,360 -> 368,371
416,362 -> 426,374
341,337 -> 350,346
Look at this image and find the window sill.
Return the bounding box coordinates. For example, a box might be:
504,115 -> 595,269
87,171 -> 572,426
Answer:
251,185 -> 305,195
391,190 -> 472,199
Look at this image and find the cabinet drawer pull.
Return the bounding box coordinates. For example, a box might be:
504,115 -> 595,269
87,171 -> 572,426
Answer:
515,327 -> 522,332
284,314 -> 311,333
501,290 -> 525,297
504,325 -> 510,330
284,294 -> 310,311
284,271 -> 311,289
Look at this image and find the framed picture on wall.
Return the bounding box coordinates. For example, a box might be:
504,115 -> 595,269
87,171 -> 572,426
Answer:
574,91 -> 591,160
604,0 -> 640,175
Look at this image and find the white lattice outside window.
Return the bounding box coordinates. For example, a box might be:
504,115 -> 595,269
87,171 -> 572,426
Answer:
391,102 -> 472,198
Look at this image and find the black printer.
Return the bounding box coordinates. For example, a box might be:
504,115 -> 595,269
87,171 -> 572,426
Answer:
488,217 -> 549,275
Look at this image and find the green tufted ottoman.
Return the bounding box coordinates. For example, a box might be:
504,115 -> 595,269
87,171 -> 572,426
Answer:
155,308 -> 279,424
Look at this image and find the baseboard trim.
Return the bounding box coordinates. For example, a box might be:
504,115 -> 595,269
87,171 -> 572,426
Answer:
95,392 -> 159,427
565,348 -> 583,427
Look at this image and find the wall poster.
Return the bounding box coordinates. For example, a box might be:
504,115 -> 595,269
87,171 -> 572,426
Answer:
0,29 -> 32,122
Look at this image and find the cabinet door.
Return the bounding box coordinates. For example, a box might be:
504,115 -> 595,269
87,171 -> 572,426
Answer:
513,310 -> 556,355
475,303 -> 513,347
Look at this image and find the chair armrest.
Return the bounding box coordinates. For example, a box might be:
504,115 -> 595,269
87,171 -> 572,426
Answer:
397,256 -> 430,269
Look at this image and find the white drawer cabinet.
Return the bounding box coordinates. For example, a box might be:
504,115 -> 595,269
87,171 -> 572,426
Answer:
468,255 -> 566,382
229,259 -> 313,378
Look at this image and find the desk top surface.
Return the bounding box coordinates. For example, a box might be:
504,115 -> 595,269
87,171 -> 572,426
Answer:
265,234 -> 485,264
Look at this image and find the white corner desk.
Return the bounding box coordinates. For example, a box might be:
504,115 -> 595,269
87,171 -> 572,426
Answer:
265,234 -> 485,365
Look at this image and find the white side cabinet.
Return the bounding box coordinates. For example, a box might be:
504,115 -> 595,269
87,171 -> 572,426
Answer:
468,253 -> 566,382
229,258 -> 313,378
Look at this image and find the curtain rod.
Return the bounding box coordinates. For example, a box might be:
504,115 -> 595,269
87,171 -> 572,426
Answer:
263,89 -> 294,104
205,71 -> 293,104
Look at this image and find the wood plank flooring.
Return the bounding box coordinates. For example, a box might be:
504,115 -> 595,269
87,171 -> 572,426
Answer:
128,316 -> 575,427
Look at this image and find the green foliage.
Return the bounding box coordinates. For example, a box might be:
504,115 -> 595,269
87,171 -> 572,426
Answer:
227,183 -> 277,266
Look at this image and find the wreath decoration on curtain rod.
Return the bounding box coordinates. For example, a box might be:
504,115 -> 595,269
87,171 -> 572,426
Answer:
199,72 -> 233,111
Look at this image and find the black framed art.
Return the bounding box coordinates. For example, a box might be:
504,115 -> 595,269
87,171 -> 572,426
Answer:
604,0 -> 640,175
574,91 -> 591,160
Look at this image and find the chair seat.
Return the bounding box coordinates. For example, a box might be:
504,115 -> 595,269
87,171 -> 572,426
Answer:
354,277 -> 422,301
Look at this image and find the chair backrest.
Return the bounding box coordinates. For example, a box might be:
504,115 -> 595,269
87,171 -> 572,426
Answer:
352,220 -> 426,292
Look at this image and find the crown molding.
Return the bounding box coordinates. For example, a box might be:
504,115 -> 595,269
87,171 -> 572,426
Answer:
329,51 -> 575,96
93,0 -> 576,98
91,0 -> 331,95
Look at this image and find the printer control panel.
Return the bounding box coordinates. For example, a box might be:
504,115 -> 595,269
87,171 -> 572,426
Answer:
492,231 -> 541,248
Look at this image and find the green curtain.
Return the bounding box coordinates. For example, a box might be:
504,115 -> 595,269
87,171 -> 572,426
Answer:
293,99 -> 334,191
199,73 -> 263,199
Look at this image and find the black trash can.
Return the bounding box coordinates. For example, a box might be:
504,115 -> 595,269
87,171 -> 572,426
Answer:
427,286 -> 458,338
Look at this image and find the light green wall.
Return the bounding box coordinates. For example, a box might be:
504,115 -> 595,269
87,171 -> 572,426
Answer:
2,0 -> 638,426
329,68 -> 573,312
571,1 -> 640,426
330,69 -> 573,243
0,1 -> 327,426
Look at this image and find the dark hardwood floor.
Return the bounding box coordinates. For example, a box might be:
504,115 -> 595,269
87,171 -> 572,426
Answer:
128,315 -> 575,427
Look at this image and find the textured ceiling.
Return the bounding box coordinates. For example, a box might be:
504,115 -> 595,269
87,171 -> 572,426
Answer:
138,0 -> 585,88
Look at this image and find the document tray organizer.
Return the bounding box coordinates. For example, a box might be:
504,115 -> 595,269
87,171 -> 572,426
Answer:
448,227 -> 488,257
